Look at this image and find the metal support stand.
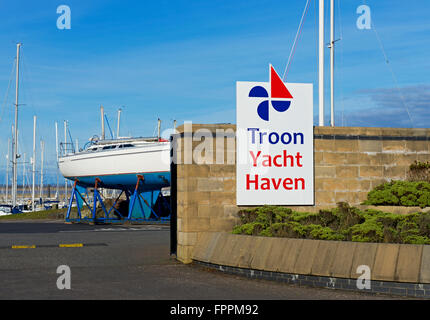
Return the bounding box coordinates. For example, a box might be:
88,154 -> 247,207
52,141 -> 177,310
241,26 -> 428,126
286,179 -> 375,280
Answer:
64,176 -> 170,224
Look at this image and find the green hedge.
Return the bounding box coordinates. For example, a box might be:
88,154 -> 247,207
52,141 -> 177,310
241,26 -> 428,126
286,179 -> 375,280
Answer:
232,203 -> 430,244
363,180 -> 430,208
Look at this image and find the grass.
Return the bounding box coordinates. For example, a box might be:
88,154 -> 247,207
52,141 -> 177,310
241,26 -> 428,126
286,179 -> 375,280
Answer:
0,208 -> 68,220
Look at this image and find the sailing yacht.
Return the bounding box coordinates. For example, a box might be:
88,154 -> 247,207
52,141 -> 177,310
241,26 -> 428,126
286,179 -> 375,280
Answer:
58,136 -> 170,191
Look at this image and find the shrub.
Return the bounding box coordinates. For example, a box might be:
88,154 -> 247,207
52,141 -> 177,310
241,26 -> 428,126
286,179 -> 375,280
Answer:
232,203 -> 430,244
364,180 -> 430,208
408,161 -> 430,182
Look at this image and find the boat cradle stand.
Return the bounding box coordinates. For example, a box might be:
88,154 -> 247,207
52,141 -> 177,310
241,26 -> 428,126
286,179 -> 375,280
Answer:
65,175 -> 171,224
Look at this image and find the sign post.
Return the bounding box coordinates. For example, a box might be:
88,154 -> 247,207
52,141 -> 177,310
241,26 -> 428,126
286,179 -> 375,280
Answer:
236,65 -> 314,205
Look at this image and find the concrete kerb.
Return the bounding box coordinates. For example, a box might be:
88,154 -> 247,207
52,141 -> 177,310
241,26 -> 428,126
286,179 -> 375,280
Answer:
373,243 -> 400,282
310,240 -> 340,277
278,238 -> 304,274
329,241 -> 357,278
420,245 -> 430,283
192,233 -> 430,290
250,237 -> 275,271
395,244 -> 423,283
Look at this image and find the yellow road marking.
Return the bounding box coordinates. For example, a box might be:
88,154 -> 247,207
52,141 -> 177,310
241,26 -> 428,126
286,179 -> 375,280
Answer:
11,245 -> 36,249
59,243 -> 83,248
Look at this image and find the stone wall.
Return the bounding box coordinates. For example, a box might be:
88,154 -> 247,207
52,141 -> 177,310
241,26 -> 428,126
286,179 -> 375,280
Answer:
174,124 -> 430,263
314,126 -> 430,206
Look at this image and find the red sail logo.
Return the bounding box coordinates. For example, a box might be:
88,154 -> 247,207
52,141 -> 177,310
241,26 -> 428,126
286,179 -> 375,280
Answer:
249,65 -> 293,121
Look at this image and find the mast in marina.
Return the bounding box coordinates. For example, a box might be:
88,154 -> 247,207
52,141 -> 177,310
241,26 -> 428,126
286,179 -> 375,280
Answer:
329,0 -> 335,127
39,140 -> 44,204
117,108 -> 122,138
12,43 -> 21,208
5,138 -> 10,203
318,0 -> 324,126
55,121 -> 59,200
22,153 -> 26,196
64,120 -> 68,202
32,116 -> 36,211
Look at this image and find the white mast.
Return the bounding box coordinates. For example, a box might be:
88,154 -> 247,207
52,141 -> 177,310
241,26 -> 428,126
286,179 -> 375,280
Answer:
55,121 -> 59,200
157,118 -> 161,140
5,138 -> 10,203
330,0 -> 335,127
101,105 -> 105,140
318,0 -> 324,126
64,120 -> 67,155
32,116 -> 36,211
12,43 -> 21,208
22,153 -> 25,197
117,108 -> 122,138
39,140 -> 44,203
64,120 -> 68,202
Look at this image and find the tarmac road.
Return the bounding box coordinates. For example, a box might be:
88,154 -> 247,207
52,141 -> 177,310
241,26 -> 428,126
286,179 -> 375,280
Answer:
0,220 -> 406,300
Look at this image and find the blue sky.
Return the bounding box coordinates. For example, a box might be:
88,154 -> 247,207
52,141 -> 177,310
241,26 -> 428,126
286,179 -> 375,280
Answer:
0,0 -> 429,184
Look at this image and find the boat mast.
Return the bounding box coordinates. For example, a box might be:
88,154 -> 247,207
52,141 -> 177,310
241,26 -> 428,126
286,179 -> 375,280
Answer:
12,43 -> 21,208
5,138 -> 10,203
157,118 -> 161,140
101,105 -> 105,140
117,108 -> 122,138
318,0 -> 324,126
40,140 -> 44,205
330,0 -> 335,127
55,121 -> 59,200
32,116 -> 36,211
64,120 -> 68,202
22,153 -> 25,197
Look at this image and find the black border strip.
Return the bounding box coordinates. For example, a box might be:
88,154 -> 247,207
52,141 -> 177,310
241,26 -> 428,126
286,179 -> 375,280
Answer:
194,260 -> 430,299
170,134 -> 178,256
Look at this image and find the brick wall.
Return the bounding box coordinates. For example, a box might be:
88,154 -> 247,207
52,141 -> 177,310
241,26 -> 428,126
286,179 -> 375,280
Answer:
174,124 -> 430,263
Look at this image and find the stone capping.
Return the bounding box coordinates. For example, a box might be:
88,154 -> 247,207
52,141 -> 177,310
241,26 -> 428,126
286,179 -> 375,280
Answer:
178,132 -> 430,141
192,232 -> 430,292
314,134 -> 430,141
175,124 -> 430,141
177,132 -> 430,141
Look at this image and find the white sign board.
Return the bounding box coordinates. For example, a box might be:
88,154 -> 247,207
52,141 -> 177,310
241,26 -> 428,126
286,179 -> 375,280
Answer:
236,65 -> 314,205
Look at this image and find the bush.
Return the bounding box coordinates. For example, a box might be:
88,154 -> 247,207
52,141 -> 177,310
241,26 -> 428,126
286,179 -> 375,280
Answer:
363,180 -> 430,208
232,204 -> 430,244
408,161 -> 430,182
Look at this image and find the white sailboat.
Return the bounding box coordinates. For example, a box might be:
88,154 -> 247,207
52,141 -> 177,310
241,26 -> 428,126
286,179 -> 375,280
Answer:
58,113 -> 170,192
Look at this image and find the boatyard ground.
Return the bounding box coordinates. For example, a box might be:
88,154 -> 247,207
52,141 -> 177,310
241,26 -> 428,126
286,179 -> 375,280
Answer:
0,218 -> 413,300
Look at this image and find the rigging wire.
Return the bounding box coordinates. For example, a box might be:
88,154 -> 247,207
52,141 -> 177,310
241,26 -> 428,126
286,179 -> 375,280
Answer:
362,0 -> 414,128
20,50 -> 37,119
67,126 -> 75,153
0,59 -> 16,123
16,51 -> 32,184
282,0 -> 311,81
372,25 -> 414,128
152,120 -> 159,137
314,0 -> 319,84
104,114 -> 114,139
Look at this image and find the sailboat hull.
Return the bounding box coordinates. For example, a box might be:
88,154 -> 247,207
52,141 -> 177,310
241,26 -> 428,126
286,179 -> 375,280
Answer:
58,141 -> 171,191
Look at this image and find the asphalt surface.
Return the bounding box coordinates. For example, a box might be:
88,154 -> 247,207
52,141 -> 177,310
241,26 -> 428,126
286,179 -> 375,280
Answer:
0,220 -> 407,300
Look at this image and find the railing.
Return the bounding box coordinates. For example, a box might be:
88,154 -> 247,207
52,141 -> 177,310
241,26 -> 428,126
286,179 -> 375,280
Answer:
59,142 -> 76,156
